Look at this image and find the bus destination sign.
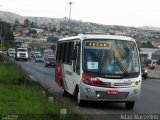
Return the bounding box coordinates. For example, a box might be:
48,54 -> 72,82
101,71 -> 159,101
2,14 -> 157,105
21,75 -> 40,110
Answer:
86,42 -> 110,47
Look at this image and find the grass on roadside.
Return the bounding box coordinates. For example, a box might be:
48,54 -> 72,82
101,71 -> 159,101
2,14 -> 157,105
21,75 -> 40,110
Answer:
0,62 -> 82,120
0,62 -> 27,85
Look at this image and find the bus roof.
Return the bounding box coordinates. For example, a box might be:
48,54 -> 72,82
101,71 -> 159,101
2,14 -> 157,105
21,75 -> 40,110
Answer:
59,34 -> 135,42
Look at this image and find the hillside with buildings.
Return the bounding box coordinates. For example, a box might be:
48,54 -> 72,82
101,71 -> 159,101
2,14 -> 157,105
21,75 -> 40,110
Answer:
1,11 -> 160,45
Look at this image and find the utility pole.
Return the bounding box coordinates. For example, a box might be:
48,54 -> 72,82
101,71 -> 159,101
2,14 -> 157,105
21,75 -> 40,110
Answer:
0,5 -> 2,51
68,2 -> 74,35
0,23 -> 2,51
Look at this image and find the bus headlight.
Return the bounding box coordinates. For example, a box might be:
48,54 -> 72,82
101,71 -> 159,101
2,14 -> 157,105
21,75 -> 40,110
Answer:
96,93 -> 100,98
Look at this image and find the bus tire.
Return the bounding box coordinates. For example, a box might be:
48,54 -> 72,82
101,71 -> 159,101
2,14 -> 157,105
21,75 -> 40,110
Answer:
77,89 -> 84,106
125,101 -> 135,109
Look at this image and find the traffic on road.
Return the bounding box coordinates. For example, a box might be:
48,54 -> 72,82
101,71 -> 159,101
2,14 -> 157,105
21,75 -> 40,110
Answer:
16,56 -> 160,116
9,36 -> 160,118
5,34 -> 160,120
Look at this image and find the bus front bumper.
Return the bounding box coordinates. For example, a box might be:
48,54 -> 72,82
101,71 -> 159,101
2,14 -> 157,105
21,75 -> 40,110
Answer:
80,82 -> 141,102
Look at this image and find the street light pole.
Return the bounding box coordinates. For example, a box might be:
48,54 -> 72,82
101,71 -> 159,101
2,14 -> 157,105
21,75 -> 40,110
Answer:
68,2 -> 74,35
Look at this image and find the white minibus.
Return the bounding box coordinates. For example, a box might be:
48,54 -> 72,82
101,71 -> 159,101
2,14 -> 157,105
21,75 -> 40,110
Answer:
55,34 -> 142,109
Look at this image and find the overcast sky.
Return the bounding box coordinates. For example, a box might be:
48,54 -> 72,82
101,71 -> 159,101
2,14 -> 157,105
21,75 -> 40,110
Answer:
0,0 -> 160,27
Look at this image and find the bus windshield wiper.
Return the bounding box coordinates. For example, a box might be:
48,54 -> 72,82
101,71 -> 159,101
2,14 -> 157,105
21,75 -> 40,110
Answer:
114,57 -> 128,76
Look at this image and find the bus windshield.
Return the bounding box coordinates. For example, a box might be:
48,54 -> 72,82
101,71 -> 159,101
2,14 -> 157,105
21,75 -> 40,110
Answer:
83,39 -> 140,75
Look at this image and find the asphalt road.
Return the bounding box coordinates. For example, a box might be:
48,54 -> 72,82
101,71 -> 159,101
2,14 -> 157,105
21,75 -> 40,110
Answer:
17,59 -> 160,120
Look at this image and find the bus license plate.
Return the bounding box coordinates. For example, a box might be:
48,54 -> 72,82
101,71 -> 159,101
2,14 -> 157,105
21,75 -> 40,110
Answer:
106,90 -> 118,95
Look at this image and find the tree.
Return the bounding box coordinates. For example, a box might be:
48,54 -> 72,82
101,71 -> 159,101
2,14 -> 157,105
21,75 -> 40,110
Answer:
29,29 -> 37,34
31,22 -> 36,28
140,41 -> 155,48
136,40 -> 142,48
146,41 -> 155,48
28,29 -> 37,37
0,21 -> 14,41
140,42 -> 147,48
24,19 -> 30,27
14,19 -> 20,27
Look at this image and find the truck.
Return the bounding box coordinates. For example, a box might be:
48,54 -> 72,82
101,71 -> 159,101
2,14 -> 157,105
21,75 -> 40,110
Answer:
15,47 -> 29,61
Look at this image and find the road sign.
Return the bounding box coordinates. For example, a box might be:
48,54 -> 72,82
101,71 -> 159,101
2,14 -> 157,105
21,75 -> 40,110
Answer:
47,36 -> 59,43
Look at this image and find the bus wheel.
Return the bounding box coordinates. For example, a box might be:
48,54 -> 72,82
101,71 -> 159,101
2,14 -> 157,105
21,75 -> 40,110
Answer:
77,90 -> 84,106
125,102 -> 135,109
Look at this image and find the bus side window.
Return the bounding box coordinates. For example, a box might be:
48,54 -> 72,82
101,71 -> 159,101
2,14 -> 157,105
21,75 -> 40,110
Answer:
73,43 -> 77,73
65,42 -> 69,63
61,43 -> 66,63
60,43 -> 63,62
76,43 -> 81,75
68,42 -> 74,63
62,42 -> 75,64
